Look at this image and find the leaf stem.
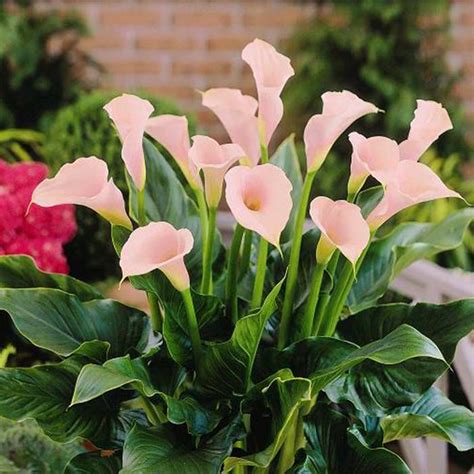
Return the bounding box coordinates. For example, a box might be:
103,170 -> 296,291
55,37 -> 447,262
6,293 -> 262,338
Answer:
147,293 -> 162,333
239,230 -> 253,279
260,143 -> 269,164
276,412 -> 298,474
251,238 -> 268,309
300,262 -> 326,339
180,288 -> 202,366
279,171 -> 316,349
194,187 -> 209,280
201,206 -> 217,294
137,187 -> 146,226
226,224 -> 245,324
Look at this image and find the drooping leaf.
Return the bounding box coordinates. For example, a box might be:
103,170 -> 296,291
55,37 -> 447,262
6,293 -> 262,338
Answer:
0,288 -> 149,359
64,452 -> 122,474
348,208 -> 474,312
0,255 -> 101,301
0,358 -> 144,448
292,404 -> 410,474
271,134 -> 303,243
121,418 -> 244,474
196,276 -> 285,397
381,387 -> 474,451
223,376 -> 312,472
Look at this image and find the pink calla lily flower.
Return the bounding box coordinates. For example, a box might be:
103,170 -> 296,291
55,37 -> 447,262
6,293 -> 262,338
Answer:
120,221 -> 193,291
241,38 -> 294,145
304,91 -> 379,173
146,114 -> 201,189
348,132 -> 400,193
30,157 -> 132,229
188,136 -> 244,208
310,196 -> 370,265
104,94 -> 154,191
399,100 -> 453,162
367,160 -> 462,230
202,88 -> 260,166
225,164 -> 293,247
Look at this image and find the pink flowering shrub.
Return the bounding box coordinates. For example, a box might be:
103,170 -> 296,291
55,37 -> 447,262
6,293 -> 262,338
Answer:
0,160 -> 76,273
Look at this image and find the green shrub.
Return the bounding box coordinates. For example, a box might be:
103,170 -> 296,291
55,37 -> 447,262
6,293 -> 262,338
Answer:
43,90 -> 194,282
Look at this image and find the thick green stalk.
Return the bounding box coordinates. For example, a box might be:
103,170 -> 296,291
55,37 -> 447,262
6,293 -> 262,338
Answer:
201,206 -> 217,294
194,188 -> 209,276
181,288 -> 202,366
276,412 -> 298,474
239,230 -> 253,279
278,171 -> 316,349
260,143 -> 269,164
226,224 -> 245,324
147,293 -> 162,333
300,262 -> 326,339
137,187 -> 146,226
251,238 -> 268,309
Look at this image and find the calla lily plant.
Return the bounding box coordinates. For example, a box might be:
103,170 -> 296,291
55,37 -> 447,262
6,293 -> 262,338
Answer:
0,39 -> 472,473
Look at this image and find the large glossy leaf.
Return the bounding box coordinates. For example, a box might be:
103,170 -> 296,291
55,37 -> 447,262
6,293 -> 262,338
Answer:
292,405 -> 410,474
271,134 -> 303,243
223,376 -> 312,472
0,358 -> 144,448
196,276 -> 285,397
121,418 -> 244,474
348,208 -> 474,312
72,355 -> 221,437
0,255 -> 101,301
381,388 -> 474,451
0,288 -> 149,359
65,452 -> 122,474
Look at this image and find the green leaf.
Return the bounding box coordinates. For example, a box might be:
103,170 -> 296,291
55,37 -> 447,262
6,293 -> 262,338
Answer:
121,418 -> 244,474
293,405 -> 410,474
196,276 -> 285,397
65,452 -> 122,474
0,358 -> 144,448
72,355 -> 221,437
0,255 -> 101,301
223,376 -> 312,472
270,134 -> 303,243
381,388 -> 474,451
349,208 -> 474,312
0,288 -> 149,359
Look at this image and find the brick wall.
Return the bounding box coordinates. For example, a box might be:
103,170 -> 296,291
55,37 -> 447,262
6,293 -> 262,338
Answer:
39,0 -> 473,138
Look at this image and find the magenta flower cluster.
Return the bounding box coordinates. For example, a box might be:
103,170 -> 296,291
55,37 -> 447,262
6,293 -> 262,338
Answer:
0,160 -> 76,274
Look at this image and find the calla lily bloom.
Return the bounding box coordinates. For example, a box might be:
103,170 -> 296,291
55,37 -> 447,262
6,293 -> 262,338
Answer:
304,91 -> 379,173
145,114 -> 201,189
202,88 -> 260,166
241,38 -> 294,145
120,221 -> 193,291
399,100 -> 453,162
31,157 -> 132,229
104,94 -> 154,190
188,136 -> 244,208
225,164 -> 293,247
309,196 -> 370,265
367,160 -> 461,230
348,132 -> 400,194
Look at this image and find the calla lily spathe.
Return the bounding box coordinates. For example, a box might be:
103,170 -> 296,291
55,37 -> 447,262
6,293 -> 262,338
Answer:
30,157 -> 131,229
241,38 -> 295,145
304,91 -> 379,173
367,160 -> 461,230
202,39 -> 293,166
146,114 -> 201,189
399,100 -> 453,162
188,136 -> 244,208
104,94 -> 154,190
225,164 -> 293,247
309,196 -> 370,265
120,221 -> 193,291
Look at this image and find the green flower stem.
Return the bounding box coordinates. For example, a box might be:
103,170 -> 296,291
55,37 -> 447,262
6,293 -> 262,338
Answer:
226,224 -> 245,324
276,411 -> 298,474
301,262 -> 326,339
201,206 -> 217,294
180,288 -> 202,366
137,187 -> 146,226
239,229 -> 253,279
251,238 -> 269,310
147,293 -> 162,333
279,171 -> 316,349
260,143 -> 269,164
194,187 -> 209,276
141,395 -> 165,425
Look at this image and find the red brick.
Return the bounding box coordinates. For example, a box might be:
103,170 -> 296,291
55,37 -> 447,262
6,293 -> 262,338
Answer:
103,59 -> 161,75
136,34 -> 197,51
101,8 -> 160,27
172,60 -> 232,76
172,11 -> 232,28
80,32 -> 126,51
243,7 -> 310,28
147,85 -> 196,101
207,34 -> 253,51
